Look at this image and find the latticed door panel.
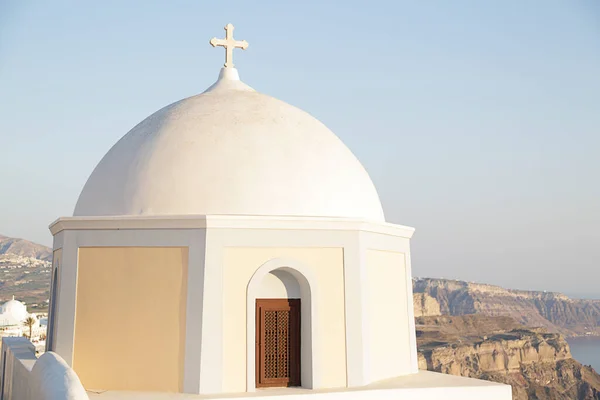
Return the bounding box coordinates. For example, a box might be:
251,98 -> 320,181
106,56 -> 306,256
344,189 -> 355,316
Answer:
264,310 -> 289,379
256,299 -> 301,388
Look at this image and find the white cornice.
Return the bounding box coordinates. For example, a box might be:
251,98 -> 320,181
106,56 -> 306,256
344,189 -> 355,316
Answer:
48,215 -> 415,239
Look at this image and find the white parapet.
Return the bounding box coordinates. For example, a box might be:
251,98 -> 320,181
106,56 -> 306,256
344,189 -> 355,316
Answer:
0,337 -> 88,400
86,371 -> 511,400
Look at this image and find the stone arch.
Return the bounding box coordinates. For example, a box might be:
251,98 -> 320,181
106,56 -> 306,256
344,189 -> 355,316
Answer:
256,270 -> 301,299
246,258 -> 320,391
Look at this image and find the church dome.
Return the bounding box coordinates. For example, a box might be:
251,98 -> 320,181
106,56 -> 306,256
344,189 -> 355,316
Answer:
0,297 -> 28,325
74,67 -> 384,221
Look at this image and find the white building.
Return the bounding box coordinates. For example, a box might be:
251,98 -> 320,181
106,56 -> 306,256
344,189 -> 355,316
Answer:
1,24 -> 511,400
0,297 -> 29,330
0,296 -> 46,341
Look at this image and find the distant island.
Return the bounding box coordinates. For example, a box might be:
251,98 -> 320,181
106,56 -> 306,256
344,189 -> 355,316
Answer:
415,312 -> 600,399
413,280 -> 600,399
413,277 -> 600,338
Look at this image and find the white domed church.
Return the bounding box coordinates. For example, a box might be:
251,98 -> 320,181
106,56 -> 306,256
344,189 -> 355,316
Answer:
0,297 -> 29,328
44,24 -> 511,400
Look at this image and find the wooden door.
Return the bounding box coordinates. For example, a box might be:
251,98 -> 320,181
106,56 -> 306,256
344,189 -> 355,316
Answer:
256,298 -> 301,388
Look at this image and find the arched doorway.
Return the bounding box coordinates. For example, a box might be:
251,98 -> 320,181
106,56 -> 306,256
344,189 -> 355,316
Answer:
255,270 -> 301,387
246,260 -> 319,391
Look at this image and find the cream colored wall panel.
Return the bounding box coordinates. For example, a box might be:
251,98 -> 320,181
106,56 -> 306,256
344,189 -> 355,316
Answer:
73,247 -> 188,392
222,247 -> 346,392
366,249 -> 411,381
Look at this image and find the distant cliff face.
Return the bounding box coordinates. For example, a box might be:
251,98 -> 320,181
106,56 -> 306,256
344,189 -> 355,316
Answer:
413,293 -> 441,317
416,315 -> 600,400
0,234 -> 52,261
0,235 -> 52,309
414,278 -> 600,337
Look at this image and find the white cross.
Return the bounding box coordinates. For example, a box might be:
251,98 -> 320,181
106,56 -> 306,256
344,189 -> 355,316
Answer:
209,23 -> 249,69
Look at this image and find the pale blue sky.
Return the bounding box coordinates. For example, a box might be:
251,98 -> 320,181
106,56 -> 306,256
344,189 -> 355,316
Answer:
1,1 -> 598,296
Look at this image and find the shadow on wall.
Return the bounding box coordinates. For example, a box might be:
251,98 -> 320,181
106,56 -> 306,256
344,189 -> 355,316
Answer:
0,337 -> 88,400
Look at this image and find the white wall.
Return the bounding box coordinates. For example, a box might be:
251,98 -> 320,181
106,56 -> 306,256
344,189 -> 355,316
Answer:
256,270 -> 301,299
0,337 -> 88,400
221,247 -> 347,392
49,215 -> 416,395
366,249 -> 412,381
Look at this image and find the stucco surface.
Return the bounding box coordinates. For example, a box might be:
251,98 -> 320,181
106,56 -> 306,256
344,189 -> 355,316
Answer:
1,338 -> 88,400
31,352 -> 89,400
74,69 -> 384,222
73,247 -> 188,392
85,370 -> 511,399
366,249 -> 411,381
222,247 -> 346,392
257,270 -> 301,299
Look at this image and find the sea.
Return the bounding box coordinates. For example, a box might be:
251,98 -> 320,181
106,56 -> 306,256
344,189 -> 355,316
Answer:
567,337 -> 600,371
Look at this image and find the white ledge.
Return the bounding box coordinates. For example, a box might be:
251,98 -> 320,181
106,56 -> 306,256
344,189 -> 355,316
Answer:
49,214 -> 415,239
86,371 -> 510,399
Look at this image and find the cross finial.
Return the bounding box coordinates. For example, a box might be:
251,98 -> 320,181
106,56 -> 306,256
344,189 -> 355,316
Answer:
209,23 -> 248,69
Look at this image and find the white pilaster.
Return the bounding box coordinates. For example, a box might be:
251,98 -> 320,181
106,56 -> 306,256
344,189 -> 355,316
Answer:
53,230 -> 79,366
183,230 -> 207,393
197,230 -> 224,394
343,233 -> 370,387
404,251 -> 419,373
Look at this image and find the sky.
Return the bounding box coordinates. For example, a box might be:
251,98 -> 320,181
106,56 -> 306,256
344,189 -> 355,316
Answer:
1,1 -> 599,297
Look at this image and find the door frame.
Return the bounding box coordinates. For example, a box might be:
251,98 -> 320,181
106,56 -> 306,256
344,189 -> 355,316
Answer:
246,261 -> 320,391
255,298 -> 301,388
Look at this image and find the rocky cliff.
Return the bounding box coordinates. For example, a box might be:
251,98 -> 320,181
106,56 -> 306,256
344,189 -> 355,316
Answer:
413,293 -> 441,317
414,278 -> 600,337
416,315 -> 600,400
0,234 -> 52,261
